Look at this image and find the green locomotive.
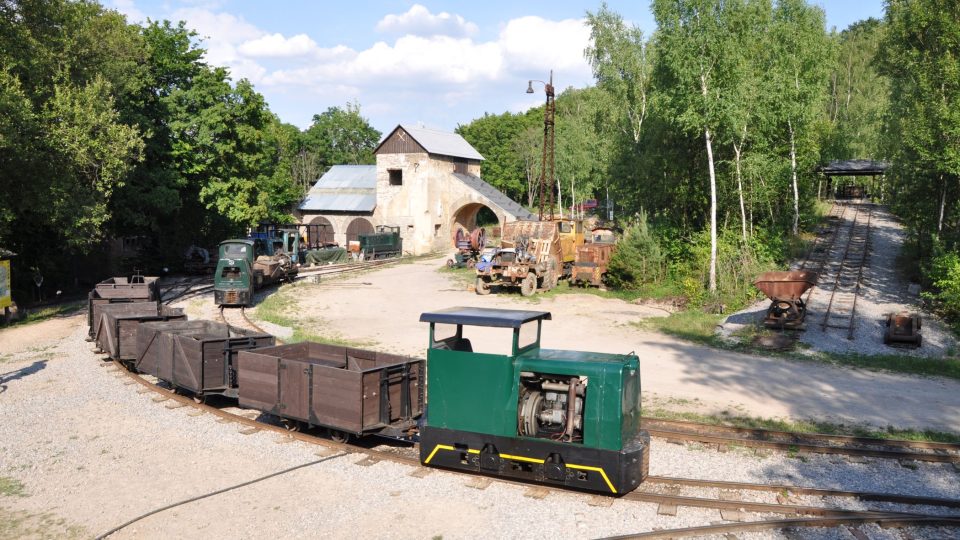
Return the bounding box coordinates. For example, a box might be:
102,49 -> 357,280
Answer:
418,307 -> 650,495
358,225 -> 402,259
214,231 -> 299,307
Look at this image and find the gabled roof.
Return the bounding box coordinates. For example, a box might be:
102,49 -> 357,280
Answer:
375,124 -> 484,161
0,248 -> 14,258
299,165 -> 377,212
452,173 -> 537,221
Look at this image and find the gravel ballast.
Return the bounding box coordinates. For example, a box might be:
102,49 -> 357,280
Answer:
1,316 -> 959,539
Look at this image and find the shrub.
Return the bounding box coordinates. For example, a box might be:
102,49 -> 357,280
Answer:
923,250 -> 960,324
606,210 -> 666,289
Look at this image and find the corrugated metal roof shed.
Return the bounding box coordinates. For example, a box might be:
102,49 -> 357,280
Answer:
299,165 -> 377,212
452,173 -> 536,221
377,125 -> 485,161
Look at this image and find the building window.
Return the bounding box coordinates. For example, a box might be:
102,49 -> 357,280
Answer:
389,169 -> 403,186
453,159 -> 468,174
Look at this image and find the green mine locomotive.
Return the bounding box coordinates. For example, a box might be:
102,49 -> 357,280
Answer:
418,307 -> 650,495
214,231 -> 299,307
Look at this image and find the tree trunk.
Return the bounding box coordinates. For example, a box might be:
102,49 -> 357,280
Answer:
789,119 -> 800,236
939,174 -> 946,234
705,127 -> 717,292
733,133 -> 747,240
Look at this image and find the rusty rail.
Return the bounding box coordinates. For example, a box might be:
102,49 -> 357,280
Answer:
818,203 -> 874,338
642,418 -> 959,464
101,360 -> 960,537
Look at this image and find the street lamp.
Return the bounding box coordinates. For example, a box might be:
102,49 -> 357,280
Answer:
527,70 -> 555,221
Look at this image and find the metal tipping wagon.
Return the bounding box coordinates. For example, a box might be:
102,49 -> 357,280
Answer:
135,320 -> 274,397
753,271 -> 818,329
236,342 -> 424,441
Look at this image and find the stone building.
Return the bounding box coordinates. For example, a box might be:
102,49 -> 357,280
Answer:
297,124 -> 534,255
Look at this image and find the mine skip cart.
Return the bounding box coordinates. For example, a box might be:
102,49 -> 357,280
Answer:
237,342 -> 424,441
93,302 -> 186,364
135,320 -> 274,398
87,275 -> 160,339
418,307 -> 650,495
753,271 -> 818,329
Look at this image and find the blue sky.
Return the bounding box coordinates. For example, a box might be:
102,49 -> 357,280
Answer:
109,1 -> 886,135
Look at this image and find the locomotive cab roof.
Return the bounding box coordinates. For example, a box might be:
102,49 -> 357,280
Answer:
220,238 -> 254,246
419,306 -> 551,328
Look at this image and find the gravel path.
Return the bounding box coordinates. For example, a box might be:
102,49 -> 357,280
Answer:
1,317 -> 958,538
722,203 -> 956,357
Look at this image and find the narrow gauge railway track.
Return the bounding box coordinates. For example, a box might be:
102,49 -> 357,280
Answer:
102,360 -> 960,536
218,305 -> 276,340
816,202 -> 874,339
642,418 -> 960,464
799,202 -> 847,276
161,258 -> 401,306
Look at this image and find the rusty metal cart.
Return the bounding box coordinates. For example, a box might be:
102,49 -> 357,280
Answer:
753,271 -> 818,329
884,312 -> 922,347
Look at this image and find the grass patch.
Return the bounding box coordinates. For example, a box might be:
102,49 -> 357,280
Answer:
254,285 -> 374,348
814,351 -> 960,381
437,265 -> 476,287
637,310 -> 726,346
1,301 -> 83,329
642,407 -> 960,444
0,508 -> 86,539
0,476 -> 26,497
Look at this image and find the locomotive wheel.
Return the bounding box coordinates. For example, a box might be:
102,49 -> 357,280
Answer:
467,259 -> 476,269
475,276 -> 491,296
520,274 -> 537,297
328,429 -> 351,443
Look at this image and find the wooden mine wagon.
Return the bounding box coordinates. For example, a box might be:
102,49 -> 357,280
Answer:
237,342 -> 424,440
135,320 -> 274,397
87,275 -> 160,338
91,300 -> 159,346
95,305 -> 186,364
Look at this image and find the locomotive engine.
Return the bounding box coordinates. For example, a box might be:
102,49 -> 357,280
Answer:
418,306 -> 650,495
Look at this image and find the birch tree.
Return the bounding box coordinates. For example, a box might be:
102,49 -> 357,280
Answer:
652,0 -> 743,292
766,0 -> 832,235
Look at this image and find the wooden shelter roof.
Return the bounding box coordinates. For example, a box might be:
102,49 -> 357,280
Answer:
819,159 -> 889,176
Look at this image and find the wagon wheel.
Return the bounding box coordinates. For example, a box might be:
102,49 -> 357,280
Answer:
281,418 -> 301,432
192,394 -> 206,405
467,259 -> 476,269
328,429 -> 351,443
475,276 -> 491,296
446,258 -> 454,268
520,274 -> 537,297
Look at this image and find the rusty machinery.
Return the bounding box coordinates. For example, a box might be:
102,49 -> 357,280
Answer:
884,312 -> 922,347
447,227 -> 486,269
753,271 -> 818,329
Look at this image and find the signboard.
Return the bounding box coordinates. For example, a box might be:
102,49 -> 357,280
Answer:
0,259 -> 10,309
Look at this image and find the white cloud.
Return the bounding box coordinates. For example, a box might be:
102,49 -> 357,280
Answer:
376,4 -> 478,38
109,0 -> 145,24
238,33 -> 321,58
498,16 -> 593,78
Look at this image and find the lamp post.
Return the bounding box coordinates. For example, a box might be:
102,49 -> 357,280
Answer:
527,70 -> 555,221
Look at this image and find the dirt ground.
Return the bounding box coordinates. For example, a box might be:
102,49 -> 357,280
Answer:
2,256 -> 960,538
229,255 -> 960,432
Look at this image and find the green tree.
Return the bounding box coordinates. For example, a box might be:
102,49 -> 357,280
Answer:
652,0 -> 745,291
456,111 -> 529,202
302,102 -> 381,173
